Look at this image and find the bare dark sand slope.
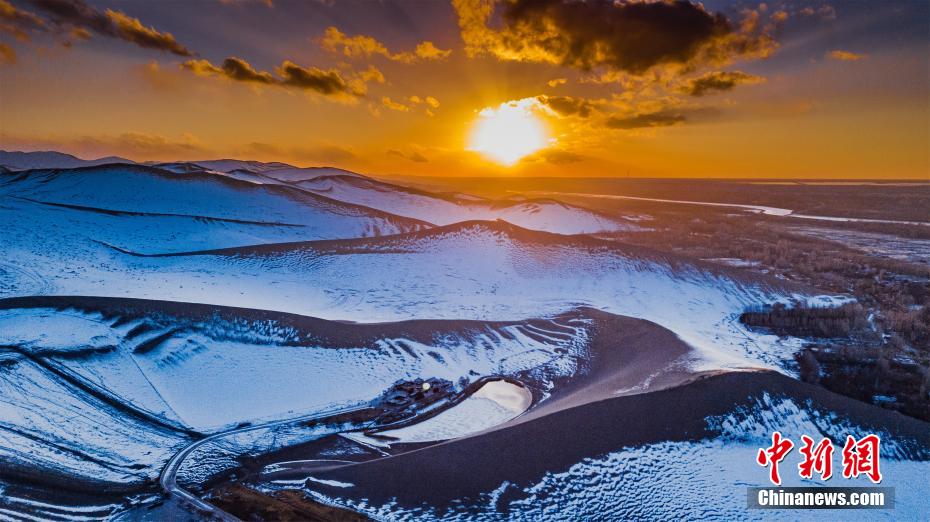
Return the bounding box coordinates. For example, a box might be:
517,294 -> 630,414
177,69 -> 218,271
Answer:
297,371 -> 930,518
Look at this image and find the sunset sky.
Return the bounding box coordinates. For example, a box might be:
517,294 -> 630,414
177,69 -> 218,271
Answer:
1,0 -> 927,178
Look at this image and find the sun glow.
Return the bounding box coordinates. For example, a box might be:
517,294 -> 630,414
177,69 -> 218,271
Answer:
468,99 -> 549,165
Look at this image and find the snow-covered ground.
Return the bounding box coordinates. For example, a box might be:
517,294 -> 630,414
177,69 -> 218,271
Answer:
0,206 -> 835,374
0,165 -> 427,246
301,393 -> 930,521
4,159 -> 917,522
48,224 -> 832,372
0,349 -> 186,485
327,441 -> 926,521
287,175 -> 638,234
0,306 -> 590,432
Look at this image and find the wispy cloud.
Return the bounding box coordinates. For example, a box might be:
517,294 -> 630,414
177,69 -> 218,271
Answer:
26,0 -> 193,56
319,26 -> 451,63
680,71 -> 765,97
827,50 -> 867,62
182,56 -> 381,98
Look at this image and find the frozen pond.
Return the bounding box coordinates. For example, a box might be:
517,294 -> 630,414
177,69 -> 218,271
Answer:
371,380 -> 532,445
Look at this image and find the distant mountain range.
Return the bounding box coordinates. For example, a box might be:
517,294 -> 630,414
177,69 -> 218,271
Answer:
0,150 -> 134,170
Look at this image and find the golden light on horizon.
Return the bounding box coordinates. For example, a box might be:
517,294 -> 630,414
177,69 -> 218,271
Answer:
467,100 -> 549,166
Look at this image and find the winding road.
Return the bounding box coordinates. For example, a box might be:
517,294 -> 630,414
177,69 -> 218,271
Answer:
159,405 -> 369,521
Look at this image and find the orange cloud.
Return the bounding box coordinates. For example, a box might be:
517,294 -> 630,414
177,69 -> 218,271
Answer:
103,9 -> 192,56
382,96 -> 410,112
182,56 -> 377,98
827,50 -> 867,62
24,0 -> 192,56
0,42 -> 15,64
319,26 -> 451,63
452,0 -> 776,75
381,94 -> 440,114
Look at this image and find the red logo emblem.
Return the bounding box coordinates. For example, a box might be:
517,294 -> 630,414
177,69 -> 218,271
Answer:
756,431 -> 794,485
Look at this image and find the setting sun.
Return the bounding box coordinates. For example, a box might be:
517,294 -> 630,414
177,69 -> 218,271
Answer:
468,100 -> 549,166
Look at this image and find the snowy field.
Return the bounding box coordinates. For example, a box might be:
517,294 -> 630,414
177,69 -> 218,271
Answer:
0,160 -> 925,521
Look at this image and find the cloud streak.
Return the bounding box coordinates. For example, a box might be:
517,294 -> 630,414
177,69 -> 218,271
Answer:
182,56 -> 379,98
827,50 -> 867,62
320,26 -> 451,63
681,70 -> 765,96
26,0 -> 193,56
605,111 -> 686,129
536,95 -> 599,117
387,149 -> 428,162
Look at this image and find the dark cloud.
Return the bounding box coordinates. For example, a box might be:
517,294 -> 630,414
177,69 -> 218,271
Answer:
605,105 -> 724,129
681,70 -> 764,96
27,0 -> 109,33
387,149 -> 428,163
183,57 -> 362,97
222,56 -> 274,83
26,0 -> 193,56
278,60 -> 350,95
605,111 -> 686,129
454,0 -> 775,75
540,149 -> 583,164
537,95 -> 597,118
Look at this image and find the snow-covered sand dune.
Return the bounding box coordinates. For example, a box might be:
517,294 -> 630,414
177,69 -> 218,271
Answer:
0,165 -> 431,256
0,296 -> 597,432
285,174 -> 638,234
2,156 -> 904,522
0,183 -> 844,374
1,164 -> 429,235
143,159 -> 640,234
292,371 -> 930,521
2,196 -> 329,255
76,220 -> 839,373
0,297 -> 614,518
0,347 -> 187,489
